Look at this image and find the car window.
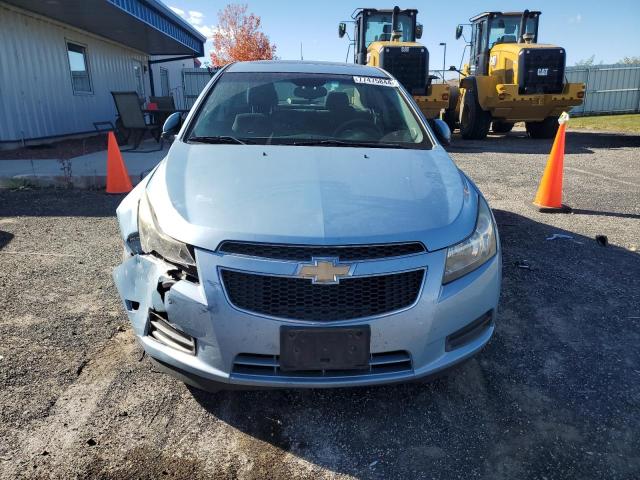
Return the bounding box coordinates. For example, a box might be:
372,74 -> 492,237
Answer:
187,72 -> 432,149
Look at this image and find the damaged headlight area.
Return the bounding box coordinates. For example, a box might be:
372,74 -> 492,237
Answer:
443,197 -> 497,284
136,192 -> 198,280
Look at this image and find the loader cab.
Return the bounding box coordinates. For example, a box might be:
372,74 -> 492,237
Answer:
351,8 -> 420,65
465,11 -> 540,75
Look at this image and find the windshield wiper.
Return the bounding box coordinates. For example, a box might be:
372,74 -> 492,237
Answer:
188,135 -> 248,145
291,139 -> 410,149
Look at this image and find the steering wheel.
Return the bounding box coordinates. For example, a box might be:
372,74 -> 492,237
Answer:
333,119 -> 382,139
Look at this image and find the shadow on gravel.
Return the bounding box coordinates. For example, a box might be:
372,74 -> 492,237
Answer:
0,190 -> 123,217
0,230 -> 14,249
184,210 -> 640,479
447,130 -> 640,155
569,208 -> 640,220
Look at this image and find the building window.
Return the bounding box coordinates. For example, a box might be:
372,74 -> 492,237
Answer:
66,42 -> 92,94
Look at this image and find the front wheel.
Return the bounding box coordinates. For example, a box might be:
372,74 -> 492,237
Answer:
460,87 -> 491,140
525,116 -> 559,139
492,121 -> 514,134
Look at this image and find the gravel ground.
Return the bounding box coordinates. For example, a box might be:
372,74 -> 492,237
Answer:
0,129 -> 639,479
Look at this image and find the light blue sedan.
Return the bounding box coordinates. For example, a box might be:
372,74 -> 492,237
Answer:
113,60 -> 501,390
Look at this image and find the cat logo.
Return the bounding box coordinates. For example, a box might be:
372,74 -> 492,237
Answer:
489,55 -> 497,67
537,68 -> 549,76
401,46 -> 410,53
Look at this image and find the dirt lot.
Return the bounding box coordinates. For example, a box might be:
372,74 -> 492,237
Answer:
1,130 -> 639,479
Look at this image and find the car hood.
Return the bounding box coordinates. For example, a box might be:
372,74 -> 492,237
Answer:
146,142 -> 478,252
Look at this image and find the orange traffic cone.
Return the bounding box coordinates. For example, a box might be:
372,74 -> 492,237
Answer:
533,112 -> 570,212
106,131 -> 133,194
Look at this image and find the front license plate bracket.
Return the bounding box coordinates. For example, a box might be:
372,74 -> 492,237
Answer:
279,326 -> 371,372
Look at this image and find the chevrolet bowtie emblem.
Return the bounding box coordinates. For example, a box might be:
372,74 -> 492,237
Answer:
297,258 -> 353,284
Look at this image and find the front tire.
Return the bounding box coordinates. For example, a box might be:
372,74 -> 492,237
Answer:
525,116 -> 559,139
460,87 -> 491,140
492,121 -> 514,134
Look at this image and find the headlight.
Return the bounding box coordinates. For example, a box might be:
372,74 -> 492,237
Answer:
138,192 -> 196,268
443,197 -> 497,284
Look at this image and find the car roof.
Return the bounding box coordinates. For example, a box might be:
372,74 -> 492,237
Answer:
226,60 -> 390,77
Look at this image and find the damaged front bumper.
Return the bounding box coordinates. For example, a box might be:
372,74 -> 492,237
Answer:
113,246 -> 501,390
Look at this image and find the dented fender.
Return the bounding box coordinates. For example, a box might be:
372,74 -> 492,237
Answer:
112,253 -> 228,379
112,254 -> 174,336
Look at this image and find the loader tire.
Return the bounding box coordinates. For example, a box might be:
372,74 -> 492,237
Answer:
526,116 -> 559,139
443,109 -> 458,132
492,121 -> 514,134
460,87 -> 491,140
443,86 -> 460,131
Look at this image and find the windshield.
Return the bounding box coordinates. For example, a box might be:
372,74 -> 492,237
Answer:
488,15 -> 538,47
364,13 -> 414,46
187,72 -> 431,148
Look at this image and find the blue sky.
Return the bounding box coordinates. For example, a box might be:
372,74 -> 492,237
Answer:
167,0 -> 640,68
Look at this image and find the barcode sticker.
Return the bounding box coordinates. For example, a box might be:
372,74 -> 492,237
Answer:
353,76 -> 398,87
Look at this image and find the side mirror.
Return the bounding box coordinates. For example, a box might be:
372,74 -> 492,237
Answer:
455,25 -> 463,40
415,23 -> 423,39
338,22 -> 347,38
430,119 -> 451,146
162,112 -> 182,140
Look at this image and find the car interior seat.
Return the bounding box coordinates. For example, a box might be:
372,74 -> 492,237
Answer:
232,113 -> 271,137
247,83 -> 278,114
233,83 -> 278,136
326,91 -> 353,113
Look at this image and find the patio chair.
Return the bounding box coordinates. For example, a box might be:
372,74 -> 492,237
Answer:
111,91 -> 161,150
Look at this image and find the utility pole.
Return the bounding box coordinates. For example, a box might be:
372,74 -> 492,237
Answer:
439,42 -> 447,83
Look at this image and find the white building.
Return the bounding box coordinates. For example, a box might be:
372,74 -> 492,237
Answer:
150,55 -> 200,99
0,0 -> 205,149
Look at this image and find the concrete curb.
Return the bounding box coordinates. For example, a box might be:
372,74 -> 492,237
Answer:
0,173 -> 146,190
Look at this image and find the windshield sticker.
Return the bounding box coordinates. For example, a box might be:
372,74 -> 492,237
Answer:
353,76 -> 398,87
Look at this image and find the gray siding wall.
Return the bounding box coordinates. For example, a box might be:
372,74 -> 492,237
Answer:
0,2 -> 151,142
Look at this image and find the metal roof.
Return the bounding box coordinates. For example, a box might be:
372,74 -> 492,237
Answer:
4,0 -> 206,55
352,7 -> 419,18
470,11 -> 542,22
227,60 -> 390,77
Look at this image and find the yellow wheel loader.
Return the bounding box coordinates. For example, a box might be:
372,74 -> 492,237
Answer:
338,6 -> 450,119
446,10 -> 585,139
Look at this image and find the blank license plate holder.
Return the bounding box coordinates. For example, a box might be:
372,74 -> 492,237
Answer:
279,326 -> 370,372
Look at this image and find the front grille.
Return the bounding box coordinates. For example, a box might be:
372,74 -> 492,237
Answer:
232,350 -> 412,377
221,269 -> 425,321
518,48 -> 565,94
218,241 -> 425,261
379,46 -> 428,94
